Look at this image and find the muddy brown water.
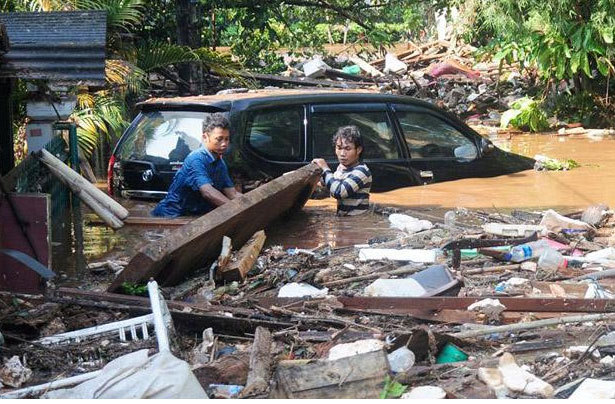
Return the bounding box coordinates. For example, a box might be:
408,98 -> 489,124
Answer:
53,132 -> 615,280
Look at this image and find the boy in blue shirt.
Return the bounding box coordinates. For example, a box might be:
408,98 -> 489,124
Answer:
152,113 -> 241,217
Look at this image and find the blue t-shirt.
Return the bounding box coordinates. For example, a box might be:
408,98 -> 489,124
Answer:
151,147 -> 234,217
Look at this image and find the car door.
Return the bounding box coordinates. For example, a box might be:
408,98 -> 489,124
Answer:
238,105 -> 307,179
309,103 -> 416,191
392,104 -> 481,184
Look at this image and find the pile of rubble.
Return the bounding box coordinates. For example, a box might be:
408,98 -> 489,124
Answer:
276,40 -> 532,121
2,203 -> 615,398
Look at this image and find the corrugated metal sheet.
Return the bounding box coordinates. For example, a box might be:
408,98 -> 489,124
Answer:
0,11 -> 106,86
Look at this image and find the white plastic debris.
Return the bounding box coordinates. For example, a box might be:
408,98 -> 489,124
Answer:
327,339 -> 385,361
0,356 -> 32,388
539,209 -> 593,233
401,385 -> 446,399
277,282 -> 328,298
467,298 -> 506,320
302,58 -> 330,78
389,214 -> 433,234
495,277 -> 530,293
585,247 -> 615,262
568,378 -> 615,399
600,356 -> 615,367
358,248 -> 437,263
482,223 -> 546,237
584,283 -> 615,299
364,278 -> 426,297
477,367 -> 508,399
43,349 -> 207,399
383,53 -> 408,75
387,346 -> 415,373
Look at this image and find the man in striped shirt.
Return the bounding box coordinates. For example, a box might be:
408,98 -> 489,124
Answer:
312,126 -> 372,216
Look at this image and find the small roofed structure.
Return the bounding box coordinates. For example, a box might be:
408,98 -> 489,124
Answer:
0,11 -> 107,86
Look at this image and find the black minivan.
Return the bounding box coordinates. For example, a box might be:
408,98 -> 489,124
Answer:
108,89 -> 534,198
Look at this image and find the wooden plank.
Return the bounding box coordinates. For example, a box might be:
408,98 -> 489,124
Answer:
269,350 -> 389,399
0,193 -> 50,294
219,230 -> 266,281
108,164 -> 321,291
240,326 -> 273,397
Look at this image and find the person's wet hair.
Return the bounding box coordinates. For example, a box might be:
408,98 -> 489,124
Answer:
332,125 -> 363,155
203,112 -> 230,133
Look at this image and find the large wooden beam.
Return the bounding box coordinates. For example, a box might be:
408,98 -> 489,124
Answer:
108,164 -> 321,291
219,230 -> 266,281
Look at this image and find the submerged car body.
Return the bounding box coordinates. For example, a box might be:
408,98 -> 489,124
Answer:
108,89 -> 534,199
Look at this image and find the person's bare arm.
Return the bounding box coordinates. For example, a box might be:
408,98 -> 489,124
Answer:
199,183 -> 231,206
223,186 -> 241,200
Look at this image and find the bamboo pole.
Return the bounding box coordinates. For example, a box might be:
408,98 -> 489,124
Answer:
45,163 -> 124,229
38,149 -> 129,220
451,312 -> 615,339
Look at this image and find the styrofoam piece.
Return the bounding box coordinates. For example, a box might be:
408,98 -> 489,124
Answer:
498,353 -> 553,398
364,278 -> 426,297
278,282 -> 328,298
540,209 -> 593,233
327,339 -> 385,361
389,214 -> 433,234
401,386 -> 446,399
568,378 -> 615,399
302,59 -> 330,78
358,248 -> 437,263
383,53 -> 407,74
0,356 -> 32,388
482,223 -> 546,237
467,298 -> 506,319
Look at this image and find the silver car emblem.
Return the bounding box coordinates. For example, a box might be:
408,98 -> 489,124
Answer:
142,169 -> 154,182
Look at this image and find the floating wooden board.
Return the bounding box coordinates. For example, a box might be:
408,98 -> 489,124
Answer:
108,164 -> 321,291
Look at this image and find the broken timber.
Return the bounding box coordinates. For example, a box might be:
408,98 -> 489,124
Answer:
109,164 -> 321,291
219,230 -> 266,281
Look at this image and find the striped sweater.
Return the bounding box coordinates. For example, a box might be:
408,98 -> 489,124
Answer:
322,163 -> 372,216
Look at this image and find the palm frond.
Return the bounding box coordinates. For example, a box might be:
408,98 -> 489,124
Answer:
193,47 -> 245,78
77,92 -> 95,109
135,42 -> 200,72
76,0 -> 144,31
105,59 -> 146,94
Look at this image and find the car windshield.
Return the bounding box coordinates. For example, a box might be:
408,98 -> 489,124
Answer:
117,111 -> 218,164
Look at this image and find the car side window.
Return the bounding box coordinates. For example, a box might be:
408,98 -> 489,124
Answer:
396,110 -> 477,160
311,111 -> 400,160
245,107 -> 303,161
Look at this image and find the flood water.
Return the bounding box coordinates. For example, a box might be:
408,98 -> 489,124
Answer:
54,131 -> 615,276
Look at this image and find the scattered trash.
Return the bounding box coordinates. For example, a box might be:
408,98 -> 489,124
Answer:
540,209 -> 593,233
327,339 -> 385,361
436,343 -> 468,364
568,378 -> 615,399
401,385 -> 447,399
479,352 -> 553,398
389,213 -> 433,234
278,282 -> 328,298
387,346 -> 415,373
467,298 -> 506,321
358,248 -> 437,263
482,223 -> 546,237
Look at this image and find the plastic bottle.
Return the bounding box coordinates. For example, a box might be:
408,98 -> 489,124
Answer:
537,248 -> 568,271
506,239 -> 550,262
444,211 -> 456,226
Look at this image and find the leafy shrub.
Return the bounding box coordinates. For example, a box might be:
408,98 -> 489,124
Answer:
501,97 -> 550,132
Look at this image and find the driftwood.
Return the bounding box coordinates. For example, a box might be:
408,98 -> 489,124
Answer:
233,71 -> 374,88
219,230 -> 266,281
462,264 -> 520,275
240,326 -> 273,398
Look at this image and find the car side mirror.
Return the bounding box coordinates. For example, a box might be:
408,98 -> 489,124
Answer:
481,138 -> 495,155
454,144 -> 478,162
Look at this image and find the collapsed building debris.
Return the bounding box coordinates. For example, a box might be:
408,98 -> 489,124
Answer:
1,201 -> 615,398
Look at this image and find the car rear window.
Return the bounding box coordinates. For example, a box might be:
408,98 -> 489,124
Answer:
117,111 -> 217,164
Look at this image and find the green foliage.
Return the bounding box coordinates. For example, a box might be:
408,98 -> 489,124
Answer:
380,375 -> 407,399
501,97 -> 550,132
121,281 -> 148,295
537,156 -> 580,171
